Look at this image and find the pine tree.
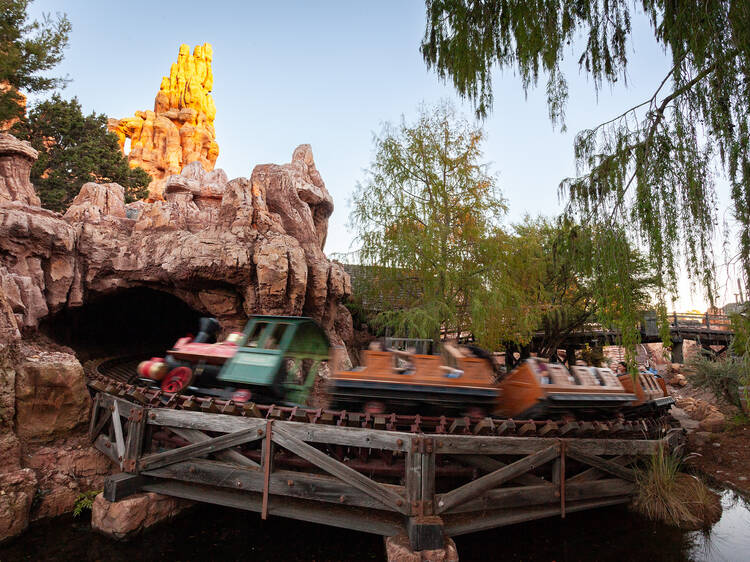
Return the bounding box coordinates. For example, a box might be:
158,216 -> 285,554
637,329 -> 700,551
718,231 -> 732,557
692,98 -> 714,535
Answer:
12,95 -> 151,211
0,0 -> 70,126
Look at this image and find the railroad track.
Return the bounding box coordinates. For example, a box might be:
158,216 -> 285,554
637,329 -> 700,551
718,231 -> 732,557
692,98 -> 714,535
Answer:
87,354 -> 677,440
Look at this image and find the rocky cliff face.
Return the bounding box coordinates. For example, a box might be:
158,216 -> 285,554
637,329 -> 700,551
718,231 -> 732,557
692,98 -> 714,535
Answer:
108,43 -> 219,199
0,133 -> 352,345
0,132 -> 352,541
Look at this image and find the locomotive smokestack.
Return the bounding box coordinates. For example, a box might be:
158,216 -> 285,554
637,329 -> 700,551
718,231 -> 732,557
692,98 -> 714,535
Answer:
193,317 -> 221,343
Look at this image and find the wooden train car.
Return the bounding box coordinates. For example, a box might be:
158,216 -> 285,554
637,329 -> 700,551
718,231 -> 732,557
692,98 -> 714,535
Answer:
617,371 -> 674,415
329,347 -> 499,416
496,359 -> 636,419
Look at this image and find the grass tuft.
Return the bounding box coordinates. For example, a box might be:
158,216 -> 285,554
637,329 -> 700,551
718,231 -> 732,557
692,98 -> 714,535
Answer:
632,446 -> 721,529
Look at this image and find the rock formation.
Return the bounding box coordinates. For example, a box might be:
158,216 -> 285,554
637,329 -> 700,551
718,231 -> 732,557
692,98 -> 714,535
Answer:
0,129 -> 352,541
0,133 -> 40,207
108,43 -> 219,199
91,492 -> 191,540
0,132 -> 351,345
0,294 -> 109,541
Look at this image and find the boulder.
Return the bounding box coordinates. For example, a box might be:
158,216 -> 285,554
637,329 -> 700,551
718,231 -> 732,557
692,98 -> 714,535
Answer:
384,534 -> 459,562
0,133 -> 39,207
14,345 -> 91,442
698,411 -> 726,433
0,468 -> 37,542
668,373 -> 687,387
64,182 -> 127,223
91,492 -> 191,540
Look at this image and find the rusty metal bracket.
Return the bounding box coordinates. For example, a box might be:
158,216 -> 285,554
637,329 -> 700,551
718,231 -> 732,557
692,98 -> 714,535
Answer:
411,437 -> 434,454
128,407 -> 144,423
261,420 -> 274,520
411,499 -> 434,517
123,458 -> 137,473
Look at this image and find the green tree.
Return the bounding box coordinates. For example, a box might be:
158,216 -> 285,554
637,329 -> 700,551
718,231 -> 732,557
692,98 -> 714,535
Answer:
12,95 -> 151,211
421,1 -> 750,328
350,102 -> 507,340
0,0 -> 70,126
473,217 -> 656,362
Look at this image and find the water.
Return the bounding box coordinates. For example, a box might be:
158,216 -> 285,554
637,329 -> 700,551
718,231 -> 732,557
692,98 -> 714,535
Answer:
1,489 -> 748,561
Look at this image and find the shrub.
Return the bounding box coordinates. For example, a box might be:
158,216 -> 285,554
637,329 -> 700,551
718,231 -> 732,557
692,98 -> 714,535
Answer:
687,353 -> 749,410
73,490 -> 101,517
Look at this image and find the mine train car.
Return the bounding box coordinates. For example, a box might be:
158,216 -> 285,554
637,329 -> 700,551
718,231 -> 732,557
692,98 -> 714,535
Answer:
137,315 -> 330,404
496,358 -> 674,419
328,344 -> 499,416
137,316 -> 674,418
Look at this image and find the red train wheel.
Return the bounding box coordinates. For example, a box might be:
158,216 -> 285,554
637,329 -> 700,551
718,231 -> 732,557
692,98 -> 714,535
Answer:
161,367 -> 193,394
364,401 -> 386,414
231,389 -> 252,403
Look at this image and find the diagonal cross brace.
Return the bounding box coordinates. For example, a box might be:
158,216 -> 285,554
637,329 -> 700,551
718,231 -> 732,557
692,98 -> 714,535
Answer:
565,447 -> 636,482
272,424 -> 410,515
435,444 -> 560,514
139,425 -> 266,472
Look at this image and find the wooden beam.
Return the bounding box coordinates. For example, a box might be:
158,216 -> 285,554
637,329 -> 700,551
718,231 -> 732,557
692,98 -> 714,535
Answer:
103,473 -> 146,501
88,394 -> 101,440
142,458 -> 406,512
273,421 -> 411,451
169,427 -> 260,468
89,406 -> 112,443
432,436 -> 660,456
458,455 -> 552,487
443,496 -> 631,536
147,409 -> 267,433
436,445 -> 560,514
447,478 -> 634,514
140,480 -> 405,537
566,447 -> 636,482
112,400 -> 126,463
94,434 -> 120,464
405,450 -> 422,507
124,413 -> 146,473
139,427 -> 266,471
567,455 -> 634,483
271,424 -> 409,515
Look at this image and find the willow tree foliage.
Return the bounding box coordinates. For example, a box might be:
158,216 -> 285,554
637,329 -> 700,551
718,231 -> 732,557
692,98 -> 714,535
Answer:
350,103 -> 506,340
0,0 -> 70,126
421,1 -> 750,353
473,217 -> 656,357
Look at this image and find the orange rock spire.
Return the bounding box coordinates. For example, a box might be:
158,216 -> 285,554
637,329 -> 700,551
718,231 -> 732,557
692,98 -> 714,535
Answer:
108,43 -> 219,199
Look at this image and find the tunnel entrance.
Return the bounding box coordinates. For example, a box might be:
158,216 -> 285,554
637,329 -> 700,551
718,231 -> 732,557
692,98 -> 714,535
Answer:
41,287 -> 204,360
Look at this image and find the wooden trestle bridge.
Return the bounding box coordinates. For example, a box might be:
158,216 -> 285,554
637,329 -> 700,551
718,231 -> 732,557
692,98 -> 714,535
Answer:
88,382 -> 682,555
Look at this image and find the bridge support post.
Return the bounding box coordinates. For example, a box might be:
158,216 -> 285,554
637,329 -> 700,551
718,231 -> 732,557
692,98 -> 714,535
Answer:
384,532 -> 458,562
671,339 -> 684,364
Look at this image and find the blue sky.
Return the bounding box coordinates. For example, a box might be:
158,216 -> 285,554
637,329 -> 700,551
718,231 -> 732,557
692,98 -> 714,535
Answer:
27,1 -> 739,310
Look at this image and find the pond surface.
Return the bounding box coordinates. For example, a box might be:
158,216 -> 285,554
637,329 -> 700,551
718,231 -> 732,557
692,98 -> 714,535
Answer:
1,489 -> 748,561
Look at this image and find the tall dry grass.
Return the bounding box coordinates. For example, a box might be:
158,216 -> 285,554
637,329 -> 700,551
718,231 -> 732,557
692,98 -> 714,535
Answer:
632,446 -> 721,529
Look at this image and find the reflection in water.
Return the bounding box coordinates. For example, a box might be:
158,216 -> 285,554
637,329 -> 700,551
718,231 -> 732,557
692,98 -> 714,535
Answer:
0,489 -> 747,562
688,490 -> 750,562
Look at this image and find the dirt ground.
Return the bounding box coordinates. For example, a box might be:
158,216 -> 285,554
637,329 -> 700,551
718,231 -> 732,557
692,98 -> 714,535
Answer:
668,377 -> 750,496
684,426 -> 750,495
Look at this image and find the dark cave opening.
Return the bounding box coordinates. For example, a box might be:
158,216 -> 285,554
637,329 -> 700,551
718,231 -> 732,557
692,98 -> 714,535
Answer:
41,287 -> 204,360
